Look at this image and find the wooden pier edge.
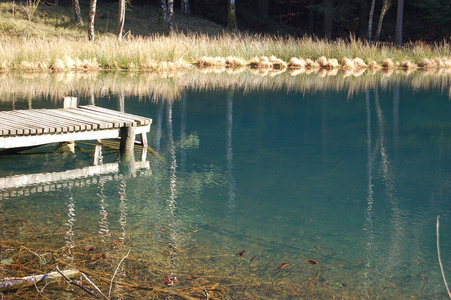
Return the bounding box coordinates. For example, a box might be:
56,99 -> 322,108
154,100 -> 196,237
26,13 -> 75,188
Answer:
0,97 -> 152,154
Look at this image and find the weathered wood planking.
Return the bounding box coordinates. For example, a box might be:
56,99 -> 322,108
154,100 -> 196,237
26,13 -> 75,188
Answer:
0,105 -> 152,149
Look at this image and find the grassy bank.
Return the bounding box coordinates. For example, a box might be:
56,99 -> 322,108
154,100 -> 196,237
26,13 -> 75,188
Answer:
0,2 -> 450,72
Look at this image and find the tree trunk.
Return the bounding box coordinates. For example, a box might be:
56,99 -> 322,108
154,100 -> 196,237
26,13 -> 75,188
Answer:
116,0 -> 126,40
88,0 -> 97,41
395,0 -> 404,46
167,0 -> 174,34
72,0 -> 83,26
323,0 -> 333,40
159,0 -> 168,24
181,0 -> 190,15
375,0 -> 391,41
367,0 -> 376,42
228,0 -> 238,33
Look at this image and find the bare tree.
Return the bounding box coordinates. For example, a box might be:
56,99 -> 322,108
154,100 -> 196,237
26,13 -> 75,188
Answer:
367,0 -> 376,42
72,0 -> 83,26
159,0 -> 167,24
228,0 -> 238,32
116,0 -> 126,40
395,0 -> 404,46
181,0 -> 190,15
167,0 -> 174,34
375,0 -> 391,41
88,0 -> 97,41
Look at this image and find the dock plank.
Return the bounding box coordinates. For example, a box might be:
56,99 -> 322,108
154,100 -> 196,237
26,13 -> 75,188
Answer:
8,110 -> 76,133
4,110 -> 82,134
0,114 -> 40,135
66,109 -> 125,128
1,111 -> 56,134
71,107 -> 137,127
80,106 -> 150,125
0,105 -> 152,149
37,109 -> 103,130
34,110 -> 92,131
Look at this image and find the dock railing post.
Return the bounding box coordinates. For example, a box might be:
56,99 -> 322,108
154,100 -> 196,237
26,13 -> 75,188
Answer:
63,97 -> 78,109
59,97 -> 78,151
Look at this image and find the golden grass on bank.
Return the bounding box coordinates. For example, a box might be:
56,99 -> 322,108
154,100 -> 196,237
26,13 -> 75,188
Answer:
0,32 -> 450,73
0,2 -> 450,73
381,58 -> 395,69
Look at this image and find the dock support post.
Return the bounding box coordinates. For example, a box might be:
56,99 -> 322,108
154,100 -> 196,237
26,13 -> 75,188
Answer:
140,133 -> 148,162
119,126 -> 136,175
119,126 -> 135,155
140,133 -> 148,147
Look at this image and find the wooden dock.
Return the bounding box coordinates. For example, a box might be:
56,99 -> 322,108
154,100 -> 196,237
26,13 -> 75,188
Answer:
0,97 -> 152,152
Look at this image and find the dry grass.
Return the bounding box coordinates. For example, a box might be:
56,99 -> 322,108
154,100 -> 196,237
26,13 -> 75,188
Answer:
0,2 -> 450,74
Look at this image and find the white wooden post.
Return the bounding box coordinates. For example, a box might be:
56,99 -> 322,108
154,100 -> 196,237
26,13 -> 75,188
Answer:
63,97 -> 78,109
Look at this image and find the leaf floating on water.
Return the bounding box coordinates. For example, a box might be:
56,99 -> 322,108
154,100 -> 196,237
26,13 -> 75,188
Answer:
306,259 -> 317,264
278,262 -> 289,269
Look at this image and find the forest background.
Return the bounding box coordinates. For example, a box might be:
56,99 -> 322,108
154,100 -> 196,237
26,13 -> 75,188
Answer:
2,0 -> 450,43
0,0 -> 450,72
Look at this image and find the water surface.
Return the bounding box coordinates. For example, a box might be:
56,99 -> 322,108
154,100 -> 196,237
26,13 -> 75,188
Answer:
0,73 -> 450,299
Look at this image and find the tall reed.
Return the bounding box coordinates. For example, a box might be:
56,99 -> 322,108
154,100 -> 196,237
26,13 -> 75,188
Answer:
1,33 -> 450,71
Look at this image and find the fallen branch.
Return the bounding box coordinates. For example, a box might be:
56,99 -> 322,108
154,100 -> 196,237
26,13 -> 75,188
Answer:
55,266 -> 99,298
436,215 -> 451,299
108,249 -> 131,298
81,272 -> 109,299
0,269 -> 79,292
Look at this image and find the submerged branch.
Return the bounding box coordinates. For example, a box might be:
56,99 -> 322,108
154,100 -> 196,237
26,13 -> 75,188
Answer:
55,266 -> 99,298
0,269 -> 79,292
108,249 -> 131,298
436,215 -> 451,299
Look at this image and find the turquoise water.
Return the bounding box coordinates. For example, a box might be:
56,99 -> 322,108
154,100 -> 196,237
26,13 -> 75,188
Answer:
0,80 -> 450,299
